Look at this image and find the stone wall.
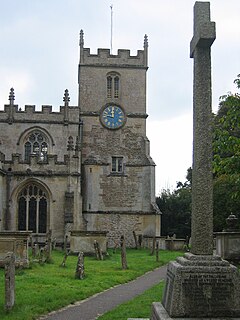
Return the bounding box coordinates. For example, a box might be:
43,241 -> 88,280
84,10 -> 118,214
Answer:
84,212 -> 159,248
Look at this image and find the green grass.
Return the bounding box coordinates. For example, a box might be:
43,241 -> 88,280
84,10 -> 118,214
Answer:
97,280 -> 165,320
0,249 -> 182,320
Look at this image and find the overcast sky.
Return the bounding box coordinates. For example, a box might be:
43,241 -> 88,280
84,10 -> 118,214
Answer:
0,0 -> 239,194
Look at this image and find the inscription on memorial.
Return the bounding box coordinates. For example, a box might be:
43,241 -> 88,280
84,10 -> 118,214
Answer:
162,269 -> 175,310
183,273 -> 233,316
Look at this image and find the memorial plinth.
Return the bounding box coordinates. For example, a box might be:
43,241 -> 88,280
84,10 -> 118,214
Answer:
70,230 -> 108,255
151,253 -> 240,319
216,231 -> 240,262
0,231 -> 31,267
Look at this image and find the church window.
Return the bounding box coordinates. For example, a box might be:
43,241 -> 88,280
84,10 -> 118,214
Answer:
107,76 -> 112,98
24,131 -> 48,162
114,76 -> 119,98
107,73 -> 120,99
18,184 -> 48,233
112,156 -> 123,173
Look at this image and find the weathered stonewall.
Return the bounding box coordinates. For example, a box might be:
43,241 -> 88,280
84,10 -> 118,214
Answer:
151,2 -> 240,319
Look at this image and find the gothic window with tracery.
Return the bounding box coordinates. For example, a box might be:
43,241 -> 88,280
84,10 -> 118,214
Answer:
106,73 -> 120,99
18,184 -> 47,233
24,131 -> 48,162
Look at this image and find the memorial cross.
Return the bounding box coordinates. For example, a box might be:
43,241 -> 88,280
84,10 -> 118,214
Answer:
190,2 -> 216,255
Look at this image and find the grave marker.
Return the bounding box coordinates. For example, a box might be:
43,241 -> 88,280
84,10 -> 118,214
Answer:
4,252 -> 15,311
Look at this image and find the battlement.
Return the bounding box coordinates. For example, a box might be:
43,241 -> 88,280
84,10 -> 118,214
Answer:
80,48 -> 147,68
0,153 -> 81,174
0,89 -> 79,124
79,30 -> 148,68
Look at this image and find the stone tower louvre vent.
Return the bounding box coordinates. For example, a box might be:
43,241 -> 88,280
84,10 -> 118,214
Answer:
79,30 -> 148,68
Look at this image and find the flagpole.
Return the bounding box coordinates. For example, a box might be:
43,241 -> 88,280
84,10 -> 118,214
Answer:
110,4 -> 113,54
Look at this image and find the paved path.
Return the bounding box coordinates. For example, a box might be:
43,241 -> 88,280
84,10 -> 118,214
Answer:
39,265 -> 167,320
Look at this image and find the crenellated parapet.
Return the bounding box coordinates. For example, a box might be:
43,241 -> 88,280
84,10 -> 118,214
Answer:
0,89 -> 80,124
79,30 -> 148,68
1,152 -> 81,175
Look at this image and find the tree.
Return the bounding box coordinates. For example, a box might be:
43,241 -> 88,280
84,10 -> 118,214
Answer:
156,169 -> 192,238
213,74 -> 240,177
212,74 -> 240,231
156,75 -> 240,235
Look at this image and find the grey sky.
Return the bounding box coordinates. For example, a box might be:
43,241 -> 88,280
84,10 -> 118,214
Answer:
0,0 -> 239,193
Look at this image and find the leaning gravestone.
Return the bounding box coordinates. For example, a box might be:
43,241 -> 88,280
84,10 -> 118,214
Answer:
151,2 -> 240,319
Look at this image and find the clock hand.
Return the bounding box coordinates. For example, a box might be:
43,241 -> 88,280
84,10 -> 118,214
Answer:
111,107 -> 115,118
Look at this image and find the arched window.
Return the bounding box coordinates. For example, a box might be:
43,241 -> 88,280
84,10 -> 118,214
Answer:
24,131 -> 48,162
107,76 -> 112,98
114,76 -> 119,98
106,73 -> 120,99
18,183 -> 48,233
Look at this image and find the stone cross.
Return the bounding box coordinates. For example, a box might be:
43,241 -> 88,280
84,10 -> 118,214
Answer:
190,2 -> 216,255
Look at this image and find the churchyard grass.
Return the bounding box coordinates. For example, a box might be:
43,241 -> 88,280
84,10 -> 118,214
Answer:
0,249 -> 182,320
97,280 -> 165,320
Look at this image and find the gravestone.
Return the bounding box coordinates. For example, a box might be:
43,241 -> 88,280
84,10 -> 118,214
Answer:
120,235 -> 128,270
0,231 -> 31,267
216,214 -> 240,262
151,2 -> 240,319
75,252 -> 84,279
70,230 -> 107,255
4,252 -> 15,311
61,250 -> 70,267
94,240 -> 103,260
45,229 -> 52,263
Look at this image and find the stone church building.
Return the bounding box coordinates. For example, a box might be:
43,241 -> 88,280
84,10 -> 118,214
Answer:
0,31 -> 160,247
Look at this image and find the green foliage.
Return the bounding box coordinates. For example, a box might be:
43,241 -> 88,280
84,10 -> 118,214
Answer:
213,174 -> 240,231
156,169 -> 192,238
212,74 -> 240,230
0,249 -> 181,320
213,74 -> 240,177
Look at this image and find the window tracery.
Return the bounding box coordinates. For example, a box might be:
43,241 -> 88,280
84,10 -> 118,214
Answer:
106,73 -> 120,99
24,131 -> 48,162
18,183 -> 47,233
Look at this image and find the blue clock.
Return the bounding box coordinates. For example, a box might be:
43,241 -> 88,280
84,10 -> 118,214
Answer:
100,105 -> 126,129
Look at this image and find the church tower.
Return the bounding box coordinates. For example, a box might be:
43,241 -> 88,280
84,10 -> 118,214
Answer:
79,31 -> 160,247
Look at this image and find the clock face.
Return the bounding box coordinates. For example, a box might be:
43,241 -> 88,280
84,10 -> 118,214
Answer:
100,105 -> 125,129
